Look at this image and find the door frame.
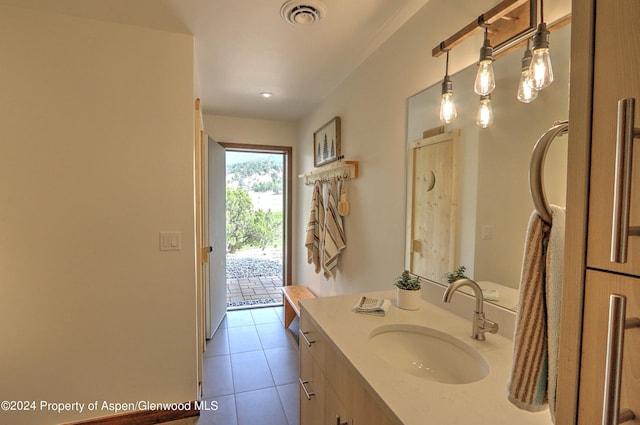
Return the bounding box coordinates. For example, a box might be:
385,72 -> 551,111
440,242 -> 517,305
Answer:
219,142 -> 293,288
194,99 -> 206,398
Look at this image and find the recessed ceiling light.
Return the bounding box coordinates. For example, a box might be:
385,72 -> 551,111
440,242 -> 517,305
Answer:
260,92 -> 274,98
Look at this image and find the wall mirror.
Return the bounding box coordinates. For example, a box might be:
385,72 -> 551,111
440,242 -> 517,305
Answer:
406,22 -> 570,311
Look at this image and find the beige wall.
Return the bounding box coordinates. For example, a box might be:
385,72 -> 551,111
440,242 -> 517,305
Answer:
203,114 -> 298,148
295,0 -> 571,296
0,6 -> 196,424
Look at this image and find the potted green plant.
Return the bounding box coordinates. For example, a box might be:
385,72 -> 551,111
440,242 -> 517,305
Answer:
394,270 -> 421,310
444,265 -> 468,285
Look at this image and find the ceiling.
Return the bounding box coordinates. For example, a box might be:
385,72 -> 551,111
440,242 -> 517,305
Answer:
0,0 -> 430,121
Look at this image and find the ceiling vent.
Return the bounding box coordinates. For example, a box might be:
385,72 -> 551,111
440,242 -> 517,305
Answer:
280,0 -> 327,25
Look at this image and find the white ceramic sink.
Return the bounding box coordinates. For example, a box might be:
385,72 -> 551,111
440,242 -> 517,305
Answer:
368,324 -> 489,384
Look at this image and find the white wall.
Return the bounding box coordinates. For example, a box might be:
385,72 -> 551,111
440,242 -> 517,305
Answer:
0,6 -> 196,424
203,114 -> 298,148
295,0 -> 571,297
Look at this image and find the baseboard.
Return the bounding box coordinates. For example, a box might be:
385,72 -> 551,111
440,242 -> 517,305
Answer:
63,401 -> 200,425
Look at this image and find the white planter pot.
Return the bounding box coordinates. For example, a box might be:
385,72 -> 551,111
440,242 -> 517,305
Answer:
396,288 -> 421,310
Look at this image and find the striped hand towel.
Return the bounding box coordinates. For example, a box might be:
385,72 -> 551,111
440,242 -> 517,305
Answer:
545,205 -> 565,421
322,178 -> 346,279
352,296 -> 391,316
507,211 -> 549,412
304,181 -> 324,274
507,206 -> 565,423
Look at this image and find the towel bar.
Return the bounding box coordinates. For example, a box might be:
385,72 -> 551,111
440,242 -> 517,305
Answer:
529,120 -> 569,225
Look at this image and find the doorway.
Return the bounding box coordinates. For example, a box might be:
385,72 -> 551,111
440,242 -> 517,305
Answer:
219,143 -> 292,311
199,143 -> 298,424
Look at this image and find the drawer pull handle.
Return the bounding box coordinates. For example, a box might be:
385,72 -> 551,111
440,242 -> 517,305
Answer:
300,330 -> 315,347
336,416 -> 349,425
299,378 -> 315,400
611,98 -> 640,263
602,294 -> 639,424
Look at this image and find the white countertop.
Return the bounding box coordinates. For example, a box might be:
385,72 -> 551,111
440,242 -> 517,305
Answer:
300,290 -> 552,425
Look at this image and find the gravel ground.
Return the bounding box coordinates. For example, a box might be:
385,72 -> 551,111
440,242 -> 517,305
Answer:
226,257 -> 283,279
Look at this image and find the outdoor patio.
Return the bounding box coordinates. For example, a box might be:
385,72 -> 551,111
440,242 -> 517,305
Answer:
226,275 -> 283,310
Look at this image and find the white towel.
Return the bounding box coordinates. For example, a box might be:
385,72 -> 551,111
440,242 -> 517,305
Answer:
304,181 -> 324,274
507,206 -> 565,423
322,178 -> 346,279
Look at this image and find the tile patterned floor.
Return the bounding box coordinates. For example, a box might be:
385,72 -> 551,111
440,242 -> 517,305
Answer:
195,306 -> 300,425
226,276 -> 283,309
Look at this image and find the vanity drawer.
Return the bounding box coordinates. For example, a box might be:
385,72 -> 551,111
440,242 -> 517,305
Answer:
325,345 -> 358,412
299,339 -> 326,425
325,343 -> 400,425
577,270 -> 640,424
299,305 -> 401,425
300,308 -> 327,371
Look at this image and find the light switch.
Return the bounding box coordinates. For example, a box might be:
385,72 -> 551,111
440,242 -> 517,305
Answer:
160,231 -> 182,251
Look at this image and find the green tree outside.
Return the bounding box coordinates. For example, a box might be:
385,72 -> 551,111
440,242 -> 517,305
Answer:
252,209 -> 280,250
226,187 -> 282,253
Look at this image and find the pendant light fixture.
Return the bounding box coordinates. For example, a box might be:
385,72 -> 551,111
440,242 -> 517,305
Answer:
474,27 -> 495,96
476,95 -> 494,128
431,0 -> 553,123
528,0 -> 553,90
439,50 -> 457,124
517,39 -> 538,103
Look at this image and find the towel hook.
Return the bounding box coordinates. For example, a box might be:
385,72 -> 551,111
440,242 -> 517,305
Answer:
529,120 -> 569,225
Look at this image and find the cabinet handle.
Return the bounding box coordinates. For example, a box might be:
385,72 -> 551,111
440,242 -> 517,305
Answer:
611,98 -> 640,263
300,329 -> 315,347
602,294 -> 639,424
336,416 -> 349,425
299,378 -> 315,400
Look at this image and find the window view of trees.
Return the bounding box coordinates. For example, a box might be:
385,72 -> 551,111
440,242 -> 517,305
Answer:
227,159 -> 283,194
225,154 -> 283,254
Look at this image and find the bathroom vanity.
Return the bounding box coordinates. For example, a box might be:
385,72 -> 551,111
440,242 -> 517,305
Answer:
298,290 -> 552,425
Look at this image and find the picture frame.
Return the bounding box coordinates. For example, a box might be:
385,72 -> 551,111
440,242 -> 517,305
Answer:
313,116 -> 341,167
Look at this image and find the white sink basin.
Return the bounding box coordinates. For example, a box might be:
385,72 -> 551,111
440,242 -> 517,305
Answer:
368,324 -> 489,384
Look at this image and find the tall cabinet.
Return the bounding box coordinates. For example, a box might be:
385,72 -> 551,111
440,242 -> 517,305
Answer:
558,0 -> 640,423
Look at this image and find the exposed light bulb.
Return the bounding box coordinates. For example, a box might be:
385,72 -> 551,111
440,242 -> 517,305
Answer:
475,60 -> 495,95
474,36 -> 495,95
517,45 -> 538,103
529,48 -> 553,89
476,95 -> 493,128
528,22 -> 554,90
518,69 -> 538,103
440,75 -> 457,123
440,93 -> 457,123
439,51 -> 457,124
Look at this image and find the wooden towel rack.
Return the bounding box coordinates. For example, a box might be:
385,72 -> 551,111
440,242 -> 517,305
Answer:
299,160 -> 359,185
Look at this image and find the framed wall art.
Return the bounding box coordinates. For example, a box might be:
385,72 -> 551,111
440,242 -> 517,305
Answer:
313,116 -> 341,167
